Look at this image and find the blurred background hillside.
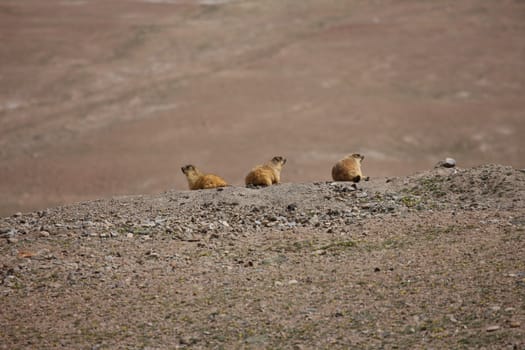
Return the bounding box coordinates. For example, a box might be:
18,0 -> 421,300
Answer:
1,0 -> 524,216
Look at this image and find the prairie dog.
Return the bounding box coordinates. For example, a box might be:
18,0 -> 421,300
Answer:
181,165 -> 228,190
331,153 -> 366,182
245,156 -> 287,187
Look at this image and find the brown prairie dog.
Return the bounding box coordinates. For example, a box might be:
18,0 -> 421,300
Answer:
245,156 -> 287,187
332,153 -> 367,182
181,164 -> 228,190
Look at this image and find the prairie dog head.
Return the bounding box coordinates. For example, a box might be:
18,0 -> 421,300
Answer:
270,156 -> 287,169
348,153 -> 364,162
181,164 -> 201,177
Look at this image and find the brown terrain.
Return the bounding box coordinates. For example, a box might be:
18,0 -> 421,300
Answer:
0,0 -> 524,215
1,164 -> 524,348
1,1 -> 525,349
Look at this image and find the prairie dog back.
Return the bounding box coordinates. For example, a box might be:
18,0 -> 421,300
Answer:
331,153 -> 364,182
245,156 -> 287,187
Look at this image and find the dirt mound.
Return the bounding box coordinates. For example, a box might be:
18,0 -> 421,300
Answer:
0,165 -> 524,349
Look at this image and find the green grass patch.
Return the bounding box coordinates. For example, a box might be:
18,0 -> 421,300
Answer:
319,240 -> 357,251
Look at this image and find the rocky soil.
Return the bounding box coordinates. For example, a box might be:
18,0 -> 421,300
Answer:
1,164 -> 524,349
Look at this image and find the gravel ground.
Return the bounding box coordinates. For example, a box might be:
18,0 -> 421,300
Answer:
1,164 -> 524,349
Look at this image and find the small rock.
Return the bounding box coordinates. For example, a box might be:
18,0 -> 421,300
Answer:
0,228 -> 16,238
48,282 -> 62,289
286,203 -> 297,212
274,281 -> 283,287
154,218 -> 166,225
386,204 -> 397,212
179,336 -> 199,345
265,221 -> 277,227
309,215 -> 320,226
142,220 -> 157,228
145,251 -> 160,259
39,230 -> 50,237
509,321 -> 521,328
288,279 -> 298,285
7,237 -> 18,244
486,325 -> 500,332
126,233 -> 134,238
245,335 -> 268,345
3,275 -> 17,288
435,157 -> 456,168
17,250 -> 34,259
